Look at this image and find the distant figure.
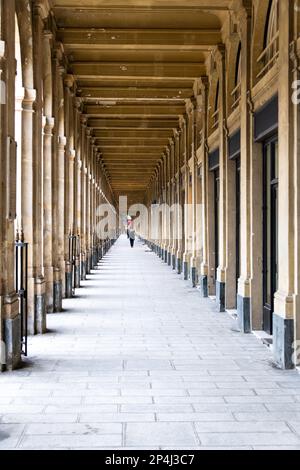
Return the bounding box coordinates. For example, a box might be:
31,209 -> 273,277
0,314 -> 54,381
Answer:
129,228 -> 135,248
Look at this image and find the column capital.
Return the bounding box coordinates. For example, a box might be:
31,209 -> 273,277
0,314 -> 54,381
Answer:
231,0 -> 252,28
43,30 -> 54,41
64,74 -> 75,89
22,88 -> 37,111
58,135 -> 67,149
185,97 -> 197,116
179,115 -> 186,130
58,64 -> 66,77
81,116 -> 87,126
75,97 -> 83,110
33,0 -> 51,19
214,43 -> 226,67
68,149 -> 76,161
42,115 -> 55,134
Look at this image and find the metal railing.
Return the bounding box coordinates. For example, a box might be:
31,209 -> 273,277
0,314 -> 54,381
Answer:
211,108 -> 219,130
15,230 -> 28,356
256,32 -> 279,80
68,233 -> 79,296
231,82 -> 241,110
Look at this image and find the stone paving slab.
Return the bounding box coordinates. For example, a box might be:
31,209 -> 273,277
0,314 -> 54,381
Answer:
1,235 -> 300,449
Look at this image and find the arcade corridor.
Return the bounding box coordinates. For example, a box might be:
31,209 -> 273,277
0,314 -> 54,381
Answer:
1,236 -> 300,450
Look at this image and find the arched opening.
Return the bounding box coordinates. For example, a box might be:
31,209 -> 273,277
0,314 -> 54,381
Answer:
231,42 -> 241,110
212,80 -> 220,130
257,0 -> 279,79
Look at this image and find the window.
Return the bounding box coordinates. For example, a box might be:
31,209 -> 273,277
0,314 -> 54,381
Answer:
257,0 -> 279,79
212,80 -> 219,130
231,42 -> 241,110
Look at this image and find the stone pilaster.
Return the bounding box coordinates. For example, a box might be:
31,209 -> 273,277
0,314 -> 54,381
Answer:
235,3 -> 253,332
273,1 -> 296,368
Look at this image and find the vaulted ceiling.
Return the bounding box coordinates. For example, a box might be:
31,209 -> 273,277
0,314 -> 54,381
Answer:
51,0 -> 231,205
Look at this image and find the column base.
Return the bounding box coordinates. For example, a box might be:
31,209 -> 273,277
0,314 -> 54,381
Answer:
35,293 -> 47,334
81,259 -> 86,280
273,314 -> 294,369
45,282 -> 54,313
198,275 -> 208,297
172,254 -> 176,270
216,281 -> 226,312
176,258 -> 182,275
237,294 -> 251,333
65,270 -> 73,299
183,261 -> 189,280
167,252 -> 171,266
86,253 -> 90,275
4,315 -> 21,370
75,261 -> 80,288
93,248 -> 98,267
190,267 -> 198,288
53,280 -> 62,313
164,250 -> 168,263
44,268 -> 54,313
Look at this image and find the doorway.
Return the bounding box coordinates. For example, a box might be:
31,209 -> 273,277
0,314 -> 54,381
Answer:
262,137 -> 278,334
214,168 -> 220,283
236,157 -> 241,297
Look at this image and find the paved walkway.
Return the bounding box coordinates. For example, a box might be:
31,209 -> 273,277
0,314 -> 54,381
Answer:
1,235 -> 300,449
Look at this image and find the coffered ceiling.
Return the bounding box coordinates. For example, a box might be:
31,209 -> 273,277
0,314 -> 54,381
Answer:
50,0 -> 231,204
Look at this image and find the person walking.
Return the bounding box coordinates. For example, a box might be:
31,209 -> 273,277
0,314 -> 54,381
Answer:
129,227 -> 135,248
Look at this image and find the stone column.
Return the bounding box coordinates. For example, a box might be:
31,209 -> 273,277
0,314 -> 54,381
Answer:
0,0 -> 21,369
163,149 -> 169,262
189,98 -> 200,287
85,129 -> 92,273
32,1 -> 47,334
273,1 -> 295,368
176,122 -> 184,274
199,78 -> 210,297
236,4 -> 253,332
80,117 -> 87,280
167,139 -> 175,265
43,115 -> 55,312
215,45 -> 227,312
172,131 -> 179,270
42,22 -> 54,313
51,46 -> 65,313
21,87 -> 36,334
64,74 -> 75,299
291,9 -> 300,367
183,110 -> 191,281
